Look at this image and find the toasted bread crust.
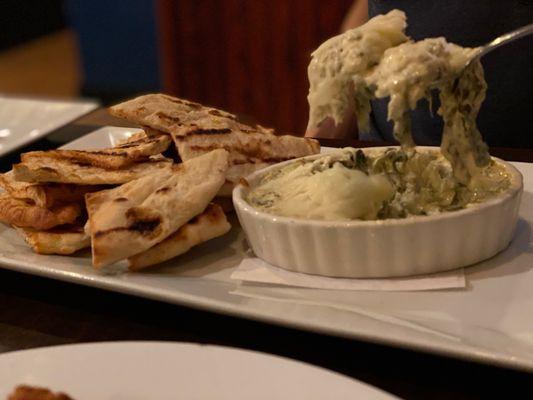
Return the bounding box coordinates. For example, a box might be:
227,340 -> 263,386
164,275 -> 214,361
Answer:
0,171 -> 103,208
16,226 -> 90,255
0,193 -> 81,230
109,93 -> 239,133
21,135 -> 171,170
12,155 -> 173,185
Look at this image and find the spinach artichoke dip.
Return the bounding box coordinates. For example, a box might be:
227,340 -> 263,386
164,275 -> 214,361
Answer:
248,9 -> 511,221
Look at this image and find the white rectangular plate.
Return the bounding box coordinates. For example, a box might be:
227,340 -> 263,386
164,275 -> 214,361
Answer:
0,96 -> 98,156
1,126 -> 533,372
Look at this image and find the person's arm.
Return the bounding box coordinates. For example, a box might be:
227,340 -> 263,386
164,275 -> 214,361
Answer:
305,0 -> 368,140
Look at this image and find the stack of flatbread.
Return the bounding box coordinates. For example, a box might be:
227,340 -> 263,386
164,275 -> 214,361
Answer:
109,94 -> 320,198
0,94 -> 319,271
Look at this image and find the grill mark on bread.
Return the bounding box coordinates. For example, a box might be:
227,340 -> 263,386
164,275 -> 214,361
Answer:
79,150 -> 130,157
67,159 -> 102,167
163,96 -> 202,109
37,157 -> 166,171
164,97 -> 185,104
155,112 -> 182,125
180,100 -> 202,109
187,128 -> 232,136
21,140 -> 170,173
129,217 -> 162,234
94,217 -> 162,238
186,102 -> 202,109
188,145 -> 231,152
209,109 -> 232,117
155,186 -> 170,194
114,138 -> 158,148
114,197 -> 128,202
38,167 -> 57,173
113,142 -> 140,149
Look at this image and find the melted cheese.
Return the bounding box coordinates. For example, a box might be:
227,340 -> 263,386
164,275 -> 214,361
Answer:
307,10 -> 408,131
438,62 -> 491,184
307,9 -> 499,189
366,38 -> 476,148
248,155 -> 394,221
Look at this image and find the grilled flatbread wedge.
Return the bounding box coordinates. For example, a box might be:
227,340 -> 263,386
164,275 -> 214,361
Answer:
108,93 -> 247,134
127,203 -> 230,270
86,149 -> 229,268
0,171 -> 101,208
16,226 -> 90,255
12,155 -> 173,185
174,130 -> 319,196
109,94 -> 320,196
102,133 -> 171,157
20,135 -> 171,170
0,193 -> 81,230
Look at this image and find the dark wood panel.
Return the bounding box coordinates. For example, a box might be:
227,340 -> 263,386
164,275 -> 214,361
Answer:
157,0 -> 354,134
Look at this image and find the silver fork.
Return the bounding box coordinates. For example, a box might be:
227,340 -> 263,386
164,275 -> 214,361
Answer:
464,23 -> 533,69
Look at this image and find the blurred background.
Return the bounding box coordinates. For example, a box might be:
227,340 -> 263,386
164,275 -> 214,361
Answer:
0,0 -> 353,134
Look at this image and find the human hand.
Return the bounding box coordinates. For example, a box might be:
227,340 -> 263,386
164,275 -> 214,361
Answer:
305,113 -> 357,140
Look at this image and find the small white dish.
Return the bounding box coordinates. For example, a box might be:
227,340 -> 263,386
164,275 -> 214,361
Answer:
0,95 -> 98,156
233,147 -> 523,278
0,342 -> 397,400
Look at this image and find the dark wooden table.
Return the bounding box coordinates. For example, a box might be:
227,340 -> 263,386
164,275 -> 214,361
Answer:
1,110 -> 533,399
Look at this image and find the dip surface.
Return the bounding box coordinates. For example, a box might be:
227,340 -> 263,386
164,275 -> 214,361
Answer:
247,148 -> 510,221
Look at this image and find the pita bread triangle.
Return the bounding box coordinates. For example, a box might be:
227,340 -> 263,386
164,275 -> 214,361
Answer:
86,149 -> 229,267
16,226 -> 90,255
109,94 -> 320,197
127,203 -> 231,270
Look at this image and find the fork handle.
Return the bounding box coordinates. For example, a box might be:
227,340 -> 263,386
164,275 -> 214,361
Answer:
478,23 -> 533,59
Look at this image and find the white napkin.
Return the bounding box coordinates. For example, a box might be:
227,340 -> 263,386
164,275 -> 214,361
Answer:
231,257 -> 466,291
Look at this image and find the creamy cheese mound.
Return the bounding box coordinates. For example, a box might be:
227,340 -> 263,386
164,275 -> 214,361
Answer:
247,152 -> 394,221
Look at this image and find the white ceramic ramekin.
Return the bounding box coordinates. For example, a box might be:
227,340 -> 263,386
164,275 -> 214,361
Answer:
232,147 -> 523,278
